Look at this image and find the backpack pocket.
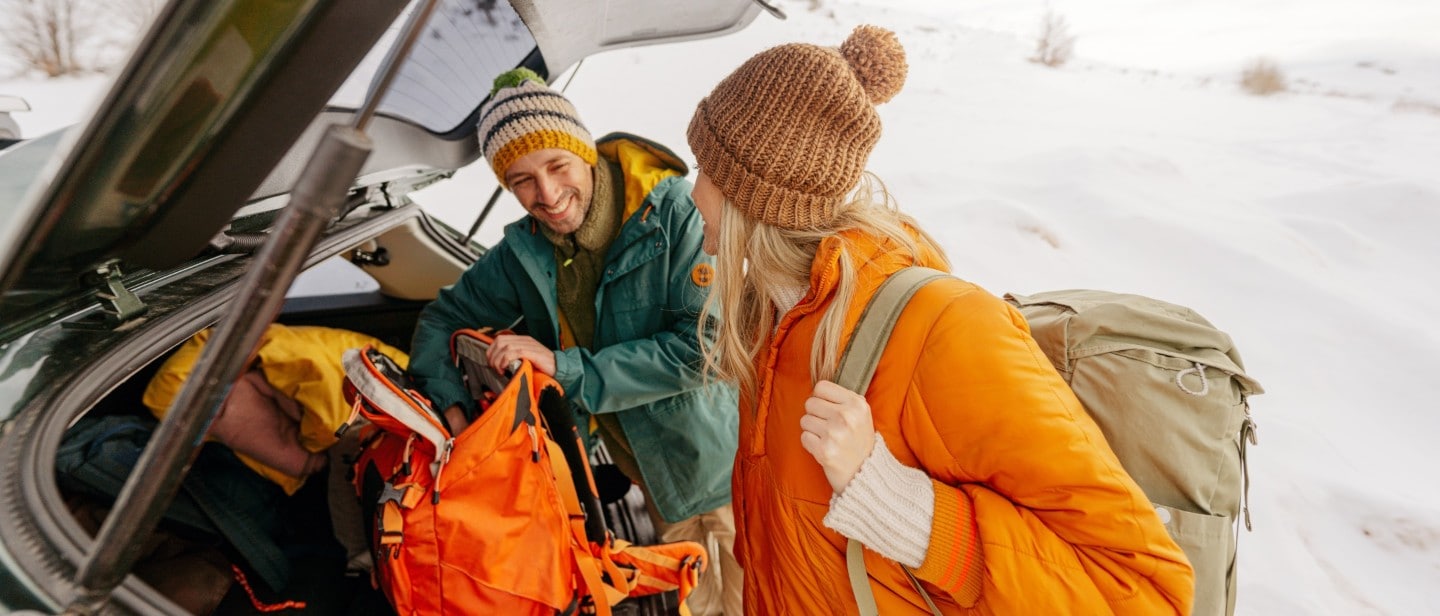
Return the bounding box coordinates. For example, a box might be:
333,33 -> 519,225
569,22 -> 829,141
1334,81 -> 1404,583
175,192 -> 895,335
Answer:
1072,347 -> 1248,616
1068,346 -> 1248,517
1156,504 -> 1237,616
435,419 -> 575,612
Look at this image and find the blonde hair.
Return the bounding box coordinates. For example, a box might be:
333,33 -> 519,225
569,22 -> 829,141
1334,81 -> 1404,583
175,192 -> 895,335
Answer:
699,173 -> 947,399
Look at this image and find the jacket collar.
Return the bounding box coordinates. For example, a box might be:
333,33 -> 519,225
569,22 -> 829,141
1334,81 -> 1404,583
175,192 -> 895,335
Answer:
770,226 -> 950,342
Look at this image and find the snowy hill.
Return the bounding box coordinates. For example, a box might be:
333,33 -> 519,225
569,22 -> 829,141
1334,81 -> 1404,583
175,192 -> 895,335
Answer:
4,0 -> 1439,613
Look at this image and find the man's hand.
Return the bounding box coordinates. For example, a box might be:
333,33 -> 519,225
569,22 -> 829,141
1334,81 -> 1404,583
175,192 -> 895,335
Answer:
486,334 -> 557,376
799,380 -> 876,495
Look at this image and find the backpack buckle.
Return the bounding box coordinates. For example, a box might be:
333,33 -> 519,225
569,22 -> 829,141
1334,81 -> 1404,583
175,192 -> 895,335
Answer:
375,480 -> 424,558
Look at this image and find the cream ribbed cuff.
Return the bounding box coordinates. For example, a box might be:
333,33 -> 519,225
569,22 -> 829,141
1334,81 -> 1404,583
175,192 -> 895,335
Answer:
823,434 -> 935,568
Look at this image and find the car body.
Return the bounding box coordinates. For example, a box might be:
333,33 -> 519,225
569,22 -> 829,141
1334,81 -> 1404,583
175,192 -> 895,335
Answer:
0,95 -> 26,142
0,0 -> 761,613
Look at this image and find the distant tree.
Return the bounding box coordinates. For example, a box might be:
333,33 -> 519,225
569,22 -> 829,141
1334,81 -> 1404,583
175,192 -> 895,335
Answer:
1030,9 -> 1076,68
1,0 -> 94,77
89,0 -> 166,72
106,0 -> 164,33
1240,57 -> 1287,96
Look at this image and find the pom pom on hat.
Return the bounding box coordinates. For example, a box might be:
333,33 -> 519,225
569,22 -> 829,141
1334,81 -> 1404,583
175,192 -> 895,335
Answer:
489,67 -> 546,96
840,25 -> 908,104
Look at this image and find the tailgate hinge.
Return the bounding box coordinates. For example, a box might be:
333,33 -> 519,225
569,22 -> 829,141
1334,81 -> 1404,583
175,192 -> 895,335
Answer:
67,260 -> 149,330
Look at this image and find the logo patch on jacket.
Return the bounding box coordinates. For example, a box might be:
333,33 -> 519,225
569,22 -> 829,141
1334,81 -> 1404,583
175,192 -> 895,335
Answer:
690,263 -> 715,287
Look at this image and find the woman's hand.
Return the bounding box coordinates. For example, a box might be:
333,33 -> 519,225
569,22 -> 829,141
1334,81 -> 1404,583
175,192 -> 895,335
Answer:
799,380 -> 876,494
487,334 -> 557,376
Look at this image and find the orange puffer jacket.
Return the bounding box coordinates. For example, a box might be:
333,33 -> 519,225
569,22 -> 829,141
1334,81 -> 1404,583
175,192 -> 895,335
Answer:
733,230 -> 1194,615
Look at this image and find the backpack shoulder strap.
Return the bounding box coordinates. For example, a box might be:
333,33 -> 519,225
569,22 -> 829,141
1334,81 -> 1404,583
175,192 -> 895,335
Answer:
835,266 -> 949,393
836,266 -> 947,616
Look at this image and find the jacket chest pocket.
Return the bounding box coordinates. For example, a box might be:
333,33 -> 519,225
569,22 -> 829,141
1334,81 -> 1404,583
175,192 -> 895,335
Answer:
599,265 -> 668,337
606,303 -> 662,338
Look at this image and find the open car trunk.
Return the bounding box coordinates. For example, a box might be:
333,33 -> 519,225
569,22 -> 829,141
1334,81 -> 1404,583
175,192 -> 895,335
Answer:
57,270 -> 671,614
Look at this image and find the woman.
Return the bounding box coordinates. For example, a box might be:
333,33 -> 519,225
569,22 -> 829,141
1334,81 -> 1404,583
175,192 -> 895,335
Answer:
685,25 -> 1194,614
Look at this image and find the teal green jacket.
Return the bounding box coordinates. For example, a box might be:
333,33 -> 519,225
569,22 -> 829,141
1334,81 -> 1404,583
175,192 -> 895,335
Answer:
409,134 -> 737,523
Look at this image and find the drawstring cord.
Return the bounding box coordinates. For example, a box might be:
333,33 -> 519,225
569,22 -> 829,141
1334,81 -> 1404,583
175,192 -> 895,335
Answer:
231,564 -> 306,612
1175,362 -> 1210,396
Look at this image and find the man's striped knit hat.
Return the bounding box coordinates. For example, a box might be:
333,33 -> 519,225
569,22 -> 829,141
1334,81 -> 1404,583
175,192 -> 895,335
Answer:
477,68 -> 597,187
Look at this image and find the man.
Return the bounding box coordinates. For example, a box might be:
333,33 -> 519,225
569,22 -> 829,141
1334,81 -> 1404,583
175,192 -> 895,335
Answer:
408,68 -> 741,615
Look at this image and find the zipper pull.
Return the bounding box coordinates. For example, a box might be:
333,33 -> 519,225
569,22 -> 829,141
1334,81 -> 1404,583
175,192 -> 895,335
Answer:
399,435 -> 417,477
334,397 -> 365,437
432,439 -> 455,505
528,424 -> 540,462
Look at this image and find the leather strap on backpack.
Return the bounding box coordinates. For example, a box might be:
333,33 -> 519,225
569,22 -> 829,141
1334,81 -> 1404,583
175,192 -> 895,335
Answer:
836,266 -> 948,616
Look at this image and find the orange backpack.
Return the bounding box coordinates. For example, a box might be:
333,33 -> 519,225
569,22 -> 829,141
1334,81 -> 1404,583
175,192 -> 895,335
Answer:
341,329 -> 704,615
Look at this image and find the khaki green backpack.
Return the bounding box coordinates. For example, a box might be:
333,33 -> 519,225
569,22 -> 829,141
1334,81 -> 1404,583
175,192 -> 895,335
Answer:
840,272 -> 1263,616
1004,289 -> 1262,616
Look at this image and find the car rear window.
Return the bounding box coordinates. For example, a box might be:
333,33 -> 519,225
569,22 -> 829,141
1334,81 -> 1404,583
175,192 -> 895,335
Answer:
329,0 -> 537,135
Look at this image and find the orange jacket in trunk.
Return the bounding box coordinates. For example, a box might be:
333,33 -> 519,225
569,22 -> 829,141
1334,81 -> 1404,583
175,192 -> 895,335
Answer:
733,230 -> 1194,614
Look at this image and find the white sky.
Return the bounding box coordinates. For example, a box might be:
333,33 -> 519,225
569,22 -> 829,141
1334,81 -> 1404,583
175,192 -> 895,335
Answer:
4,0 -> 1439,613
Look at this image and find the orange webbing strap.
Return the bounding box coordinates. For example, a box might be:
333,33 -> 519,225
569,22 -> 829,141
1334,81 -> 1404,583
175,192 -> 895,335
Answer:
574,432 -> 601,501
564,514 -> 631,613
570,541 -> 614,616
545,433 -> 632,612
593,537 -> 635,598
608,539 -> 706,615
379,501 -> 404,551
676,567 -> 697,616
592,541 -> 632,607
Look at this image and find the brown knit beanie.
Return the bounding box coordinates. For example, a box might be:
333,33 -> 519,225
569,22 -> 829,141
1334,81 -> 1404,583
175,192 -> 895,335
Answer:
687,25 -> 907,230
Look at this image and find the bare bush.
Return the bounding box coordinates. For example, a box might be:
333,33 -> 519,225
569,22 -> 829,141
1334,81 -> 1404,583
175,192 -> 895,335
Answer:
1,0 -> 95,77
1393,98 -> 1440,117
1240,58 -> 1287,96
106,0 -> 164,33
88,0 -> 166,72
1030,9 -> 1076,67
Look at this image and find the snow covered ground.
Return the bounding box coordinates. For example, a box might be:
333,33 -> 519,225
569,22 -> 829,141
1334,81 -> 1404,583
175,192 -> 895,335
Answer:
4,0 -> 1439,613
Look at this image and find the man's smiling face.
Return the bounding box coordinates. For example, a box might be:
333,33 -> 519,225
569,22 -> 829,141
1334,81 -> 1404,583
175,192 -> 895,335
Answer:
505,148 -> 595,235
